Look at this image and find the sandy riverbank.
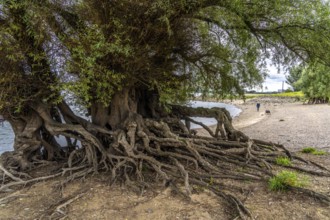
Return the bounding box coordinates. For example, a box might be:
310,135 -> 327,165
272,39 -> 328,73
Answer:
205,98 -> 330,152
240,102 -> 330,151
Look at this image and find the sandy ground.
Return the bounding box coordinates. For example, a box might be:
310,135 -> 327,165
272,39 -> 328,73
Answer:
232,100 -> 330,152
1,99 -> 329,220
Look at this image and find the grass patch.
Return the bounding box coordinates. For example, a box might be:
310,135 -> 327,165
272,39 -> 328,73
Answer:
311,150 -> 327,155
195,91 -> 305,101
244,94 -> 265,99
275,156 -> 292,166
245,91 -> 304,99
269,171 -> 308,191
302,147 -> 317,153
270,91 -> 304,98
301,147 -> 327,155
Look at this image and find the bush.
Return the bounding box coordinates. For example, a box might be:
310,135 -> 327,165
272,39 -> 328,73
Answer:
269,171 -> 308,191
275,157 -> 292,166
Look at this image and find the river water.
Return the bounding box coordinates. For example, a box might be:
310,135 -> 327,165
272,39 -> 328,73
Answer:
0,101 -> 241,154
187,101 -> 241,128
0,121 -> 15,154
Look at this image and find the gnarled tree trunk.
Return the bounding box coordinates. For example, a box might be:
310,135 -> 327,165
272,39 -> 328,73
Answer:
5,111 -> 43,169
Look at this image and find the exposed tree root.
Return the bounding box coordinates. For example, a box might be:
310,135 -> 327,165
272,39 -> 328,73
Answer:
0,172 -> 62,192
0,163 -> 24,182
0,193 -> 28,205
289,186 -> 330,205
1,104 -> 330,219
48,192 -> 87,219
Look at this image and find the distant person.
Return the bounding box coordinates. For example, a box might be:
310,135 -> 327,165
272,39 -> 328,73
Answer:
0,115 -> 4,126
256,103 -> 260,112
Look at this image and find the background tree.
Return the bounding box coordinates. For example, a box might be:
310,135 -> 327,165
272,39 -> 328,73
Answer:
297,63 -> 330,103
286,65 -> 304,91
1,0 -> 330,217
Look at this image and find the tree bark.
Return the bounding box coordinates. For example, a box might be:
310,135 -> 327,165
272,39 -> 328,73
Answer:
108,88 -> 133,130
6,111 -> 43,169
91,102 -> 109,127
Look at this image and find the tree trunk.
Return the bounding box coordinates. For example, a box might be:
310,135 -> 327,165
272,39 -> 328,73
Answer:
108,88 -> 134,130
91,102 -> 109,127
107,87 -> 161,129
6,111 -> 43,169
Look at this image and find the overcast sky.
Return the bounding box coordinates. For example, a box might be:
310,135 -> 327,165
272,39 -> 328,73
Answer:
263,66 -> 289,92
254,61 -> 291,92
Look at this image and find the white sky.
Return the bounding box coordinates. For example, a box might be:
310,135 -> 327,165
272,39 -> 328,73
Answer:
263,68 -> 289,92
255,63 -> 290,92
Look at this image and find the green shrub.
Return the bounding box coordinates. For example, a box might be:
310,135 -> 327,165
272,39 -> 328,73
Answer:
301,147 -> 316,153
269,171 -> 308,191
275,157 -> 292,166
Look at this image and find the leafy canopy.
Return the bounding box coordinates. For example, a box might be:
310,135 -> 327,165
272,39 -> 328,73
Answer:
1,0 -> 330,112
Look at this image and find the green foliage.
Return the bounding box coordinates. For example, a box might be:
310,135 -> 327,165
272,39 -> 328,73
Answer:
301,147 -> 317,153
65,23 -> 128,105
62,0 -> 330,105
0,0 -> 59,113
312,150 -> 327,155
302,147 -> 327,155
286,66 -> 303,91
275,157 -> 292,166
296,63 -> 330,102
269,171 -> 308,191
2,0 -> 330,113
270,92 -> 304,99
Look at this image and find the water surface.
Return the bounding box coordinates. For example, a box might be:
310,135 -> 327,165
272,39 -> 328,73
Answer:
0,121 -> 15,154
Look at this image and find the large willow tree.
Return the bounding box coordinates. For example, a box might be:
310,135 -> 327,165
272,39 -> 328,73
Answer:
1,0 -> 330,218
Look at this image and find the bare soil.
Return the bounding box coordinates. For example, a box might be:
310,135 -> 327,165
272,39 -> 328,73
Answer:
1,99 -> 329,220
